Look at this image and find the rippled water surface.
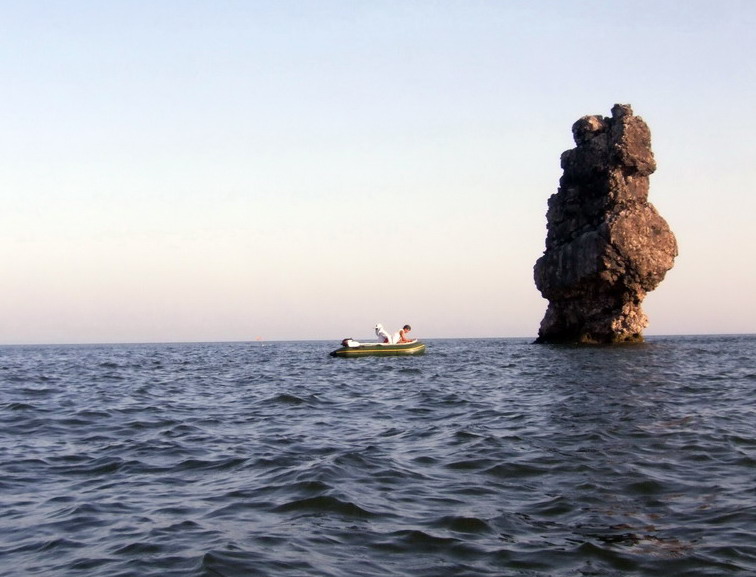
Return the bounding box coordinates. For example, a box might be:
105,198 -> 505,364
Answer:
1,336 -> 755,576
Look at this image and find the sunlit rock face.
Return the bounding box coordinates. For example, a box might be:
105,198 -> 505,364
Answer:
534,104 -> 677,344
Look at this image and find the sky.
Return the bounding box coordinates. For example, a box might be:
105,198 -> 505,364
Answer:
2,0 -> 755,344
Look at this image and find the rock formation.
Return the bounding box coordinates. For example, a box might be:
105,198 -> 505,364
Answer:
533,104 -> 677,344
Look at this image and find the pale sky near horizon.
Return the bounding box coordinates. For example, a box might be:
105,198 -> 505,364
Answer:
2,1 -> 755,344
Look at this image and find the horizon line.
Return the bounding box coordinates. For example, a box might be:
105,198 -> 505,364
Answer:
1,332 -> 754,348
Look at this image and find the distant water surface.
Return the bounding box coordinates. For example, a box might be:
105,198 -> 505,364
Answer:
1,335 -> 754,576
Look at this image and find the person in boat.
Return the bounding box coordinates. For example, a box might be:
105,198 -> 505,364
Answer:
395,324 -> 413,343
375,323 -> 392,343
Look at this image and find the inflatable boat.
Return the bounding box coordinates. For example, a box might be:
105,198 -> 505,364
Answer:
329,339 -> 426,357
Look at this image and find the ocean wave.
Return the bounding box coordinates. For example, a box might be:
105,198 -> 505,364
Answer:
1,337 -> 754,576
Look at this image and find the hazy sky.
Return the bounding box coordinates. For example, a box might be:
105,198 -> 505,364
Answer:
2,1 -> 755,344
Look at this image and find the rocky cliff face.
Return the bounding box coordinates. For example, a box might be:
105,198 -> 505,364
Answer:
533,104 -> 677,344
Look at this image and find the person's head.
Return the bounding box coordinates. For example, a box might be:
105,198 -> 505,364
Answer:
403,325 -> 411,331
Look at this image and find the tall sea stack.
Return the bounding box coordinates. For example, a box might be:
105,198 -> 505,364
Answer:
534,104 -> 677,344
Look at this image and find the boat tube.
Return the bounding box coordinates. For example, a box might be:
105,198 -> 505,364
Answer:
329,339 -> 426,357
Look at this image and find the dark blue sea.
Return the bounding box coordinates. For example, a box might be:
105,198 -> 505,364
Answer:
1,336 -> 754,577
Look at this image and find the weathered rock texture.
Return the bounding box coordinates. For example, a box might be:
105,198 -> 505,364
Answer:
533,104 -> 677,344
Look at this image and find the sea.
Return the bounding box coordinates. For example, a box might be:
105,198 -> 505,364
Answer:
1,335 -> 754,577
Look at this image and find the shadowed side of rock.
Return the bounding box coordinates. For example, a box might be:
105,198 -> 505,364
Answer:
533,104 -> 677,344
